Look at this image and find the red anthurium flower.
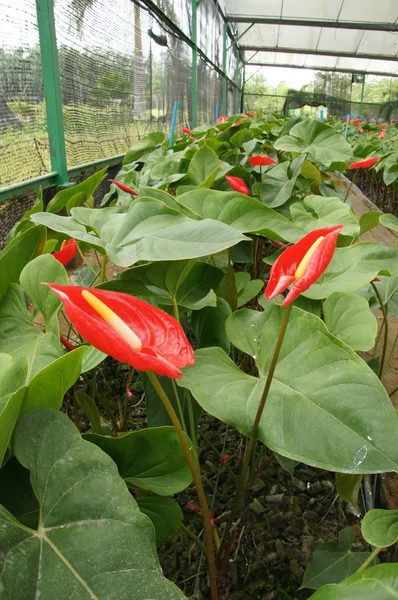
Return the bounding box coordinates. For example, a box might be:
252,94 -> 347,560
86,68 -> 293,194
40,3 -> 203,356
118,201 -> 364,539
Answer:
182,127 -> 192,134
246,111 -> 255,117
46,285 -> 194,379
265,225 -> 343,307
249,155 -> 275,167
109,179 -> 138,196
359,128 -> 364,133
349,157 -> 380,169
378,130 -> 386,139
225,175 -> 248,195
52,239 -> 78,266
217,115 -> 228,124
233,120 -> 244,127
380,123 -> 385,128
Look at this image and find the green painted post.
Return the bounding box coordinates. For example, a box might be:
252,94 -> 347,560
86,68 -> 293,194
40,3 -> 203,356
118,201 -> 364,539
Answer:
360,74 -> 366,120
191,0 -> 198,128
221,21 -> 227,115
235,52 -> 240,114
36,0 -> 71,187
241,63 -> 246,112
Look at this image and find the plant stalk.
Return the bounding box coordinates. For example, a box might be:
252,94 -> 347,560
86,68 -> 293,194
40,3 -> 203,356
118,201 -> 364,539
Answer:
343,168 -> 359,203
356,545 -> 382,572
371,281 -> 389,379
146,371 -> 219,600
218,302 -> 293,562
100,254 -> 107,283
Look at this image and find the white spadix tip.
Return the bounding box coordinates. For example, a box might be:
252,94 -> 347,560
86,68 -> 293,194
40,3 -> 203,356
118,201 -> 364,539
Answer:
82,290 -> 142,351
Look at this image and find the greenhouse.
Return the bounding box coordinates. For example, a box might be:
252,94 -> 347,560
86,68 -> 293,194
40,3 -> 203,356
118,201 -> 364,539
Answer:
1,1 -> 398,599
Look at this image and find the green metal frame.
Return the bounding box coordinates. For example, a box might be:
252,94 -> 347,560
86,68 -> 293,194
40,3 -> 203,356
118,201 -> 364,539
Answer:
221,21 -> 228,115
191,0 -> 198,128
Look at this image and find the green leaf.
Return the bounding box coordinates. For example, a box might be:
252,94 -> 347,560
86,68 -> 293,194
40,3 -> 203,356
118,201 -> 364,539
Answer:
260,161 -> 299,208
175,188 -> 305,242
303,243 -> 398,299
75,391 -> 106,434
0,409 -> 185,599
80,345 -> 107,373
235,272 -> 263,307
359,212 -> 381,235
31,212 -> 105,251
123,131 -> 165,165
290,196 -> 359,238
0,224 -> 46,301
301,529 -> 370,590
47,168 -> 107,213
362,509 -> 398,548
323,292 -> 377,351
0,386 -> 26,468
103,199 -> 248,266
186,144 -> 221,186
0,284 -> 63,378
191,297 -> 232,354
274,120 -> 353,166
308,564 -> 398,599
20,254 -> 68,334
380,213 -> 398,233
143,375 -> 202,436
0,457 -> 39,528
335,473 -> 362,507
137,496 -> 182,547
101,259 -> 223,311
180,304 -> 398,473
274,452 -> 297,475
85,427 -> 193,495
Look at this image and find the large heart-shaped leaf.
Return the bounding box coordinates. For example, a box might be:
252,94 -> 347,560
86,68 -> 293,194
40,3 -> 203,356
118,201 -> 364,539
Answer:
235,272 -> 263,307
191,297 -> 232,354
0,224 -> 46,301
0,357 -> 27,466
175,188 -> 305,242
185,144 -> 221,186
380,213 -> 398,233
20,254 -> 68,334
260,162 -> 298,208
308,564 -> 398,599
123,131 -> 165,165
274,120 -> 352,166
102,199 -> 248,266
31,212 -> 105,251
290,196 -> 359,239
179,303 -> 398,473
137,496 -> 182,547
362,509 -> 398,548
323,292 -> 377,351
301,528 -> 370,590
0,409 -> 185,599
303,243 -> 398,299
84,427 -> 193,495
101,259 -> 224,311
46,168 -> 107,214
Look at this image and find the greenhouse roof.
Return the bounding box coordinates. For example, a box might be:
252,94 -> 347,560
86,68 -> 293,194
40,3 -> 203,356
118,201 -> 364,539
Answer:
223,0 -> 398,77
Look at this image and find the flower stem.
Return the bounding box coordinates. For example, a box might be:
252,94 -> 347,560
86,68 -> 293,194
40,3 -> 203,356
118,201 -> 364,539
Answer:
146,371 -> 219,600
356,546 -> 382,572
371,281 -> 389,379
343,168 -> 359,203
218,302 -> 293,562
171,295 -> 180,322
382,333 -> 398,379
180,522 -> 207,556
100,254 -> 107,283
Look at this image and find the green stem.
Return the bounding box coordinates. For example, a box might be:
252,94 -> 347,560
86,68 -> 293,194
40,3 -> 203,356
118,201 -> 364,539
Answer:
343,168 -> 358,203
356,546 -> 382,572
171,295 -> 180,322
77,246 -> 99,280
389,385 -> 398,398
146,371 -> 219,600
171,379 -> 187,433
382,333 -> 398,379
218,303 -> 293,562
100,254 -> 107,283
180,522 -> 208,556
372,320 -> 385,359
371,281 -> 389,379
186,389 -> 198,458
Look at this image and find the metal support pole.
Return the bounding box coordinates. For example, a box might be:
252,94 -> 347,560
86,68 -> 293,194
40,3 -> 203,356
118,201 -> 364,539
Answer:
36,0 -> 71,188
360,74 -> 366,119
221,21 -> 227,115
235,52 -> 240,114
191,0 -> 198,128
241,63 -> 246,112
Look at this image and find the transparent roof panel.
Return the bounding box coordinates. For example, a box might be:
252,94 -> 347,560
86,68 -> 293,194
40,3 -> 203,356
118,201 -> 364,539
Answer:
225,0 -> 398,76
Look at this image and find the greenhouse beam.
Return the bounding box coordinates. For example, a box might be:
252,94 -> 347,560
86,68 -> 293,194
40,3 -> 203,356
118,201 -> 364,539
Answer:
222,21 -> 227,115
240,46 -> 398,63
191,0 -> 198,128
248,62 -> 398,79
35,0 -> 71,189
235,53 -> 240,113
225,16 -> 398,32
360,75 -> 366,119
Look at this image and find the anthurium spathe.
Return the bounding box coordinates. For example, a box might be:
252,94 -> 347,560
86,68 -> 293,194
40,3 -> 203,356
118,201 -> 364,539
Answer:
109,178 -> 138,196
349,157 -> 380,169
52,239 -> 78,266
249,155 -> 275,167
265,225 -> 343,307
225,175 -> 248,195
217,115 -> 228,124
378,130 -> 387,139
47,285 -> 194,378
182,127 -> 192,134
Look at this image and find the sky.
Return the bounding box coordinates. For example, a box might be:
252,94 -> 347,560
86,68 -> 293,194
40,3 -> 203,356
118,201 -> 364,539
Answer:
245,65 -> 316,89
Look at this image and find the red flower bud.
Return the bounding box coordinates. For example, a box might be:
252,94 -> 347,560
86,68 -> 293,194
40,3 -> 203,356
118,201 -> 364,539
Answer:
249,155 -> 275,167
265,226 -> 343,307
109,179 -> 138,196
182,127 -> 192,134
52,239 -> 78,266
225,175 -> 249,195
246,111 -> 255,117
